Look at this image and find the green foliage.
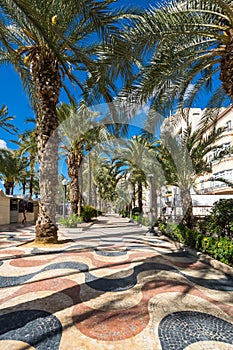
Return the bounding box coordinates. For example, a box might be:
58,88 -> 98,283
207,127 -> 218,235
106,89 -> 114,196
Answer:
58,214 -> 83,228
158,221 -> 167,234
200,236 -> 233,266
134,215 -> 150,226
81,205 -> 97,222
163,221 -> 233,267
203,199 -> 233,237
132,207 -> 141,216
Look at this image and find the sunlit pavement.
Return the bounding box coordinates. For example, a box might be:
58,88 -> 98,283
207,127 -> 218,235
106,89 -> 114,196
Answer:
0,214 -> 232,350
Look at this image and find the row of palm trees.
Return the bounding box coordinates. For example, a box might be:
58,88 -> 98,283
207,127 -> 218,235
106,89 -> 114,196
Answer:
1,0 -> 233,242
0,101 -> 229,230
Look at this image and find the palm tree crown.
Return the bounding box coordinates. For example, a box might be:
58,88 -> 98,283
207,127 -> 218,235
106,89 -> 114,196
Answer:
0,0 -> 137,242
124,0 -> 233,109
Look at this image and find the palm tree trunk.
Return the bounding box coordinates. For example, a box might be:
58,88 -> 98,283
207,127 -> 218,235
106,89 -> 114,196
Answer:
78,161 -> 83,216
33,50 -> 61,243
22,180 -> 26,195
29,155 -> 34,198
93,184 -> 97,209
152,181 -> 158,221
4,181 -> 12,195
11,184 -> 14,196
87,151 -> 92,206
68,148 -> 82,215
180,188 -> 193,228
138,182 -> 143,214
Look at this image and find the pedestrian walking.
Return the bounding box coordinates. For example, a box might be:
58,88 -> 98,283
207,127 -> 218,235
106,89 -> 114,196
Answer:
22,202 -> 27,224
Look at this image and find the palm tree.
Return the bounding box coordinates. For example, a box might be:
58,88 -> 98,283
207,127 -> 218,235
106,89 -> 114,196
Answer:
154,120 -> 224,227
58,102 -> 111,215
0,149 -> 29,195
1,0 -> 136,242
123,0 -> 233,110
113,136 -> 153,214
0,105 -> 17,134
94,157 -> 121,203
12,124 -> 38,198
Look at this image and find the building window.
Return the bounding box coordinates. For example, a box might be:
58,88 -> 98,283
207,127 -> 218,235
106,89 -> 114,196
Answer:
213,169 -> 233,188
226,120 -> 232,132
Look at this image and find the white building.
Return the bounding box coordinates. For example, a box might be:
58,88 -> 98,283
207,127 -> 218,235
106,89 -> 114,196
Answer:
156,106 -> 233,218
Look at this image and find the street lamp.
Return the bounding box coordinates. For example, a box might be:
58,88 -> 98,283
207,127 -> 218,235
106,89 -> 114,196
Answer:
146,174 -> 157,236
62,178 -> 67,218
129,189 -> 134,223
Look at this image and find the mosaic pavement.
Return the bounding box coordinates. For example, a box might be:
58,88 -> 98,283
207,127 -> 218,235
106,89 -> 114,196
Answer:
0,215 -> 232,349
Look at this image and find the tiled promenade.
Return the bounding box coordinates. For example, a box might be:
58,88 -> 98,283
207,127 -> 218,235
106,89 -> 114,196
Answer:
0,214 -> 232,349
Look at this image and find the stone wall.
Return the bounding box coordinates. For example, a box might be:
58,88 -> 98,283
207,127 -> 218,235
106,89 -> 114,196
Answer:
0,191 -> 10,225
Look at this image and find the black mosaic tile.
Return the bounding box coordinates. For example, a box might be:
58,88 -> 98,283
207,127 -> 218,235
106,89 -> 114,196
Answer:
0,309 -> 62,350
158,311 -> 233,350
0,260 -> 232,292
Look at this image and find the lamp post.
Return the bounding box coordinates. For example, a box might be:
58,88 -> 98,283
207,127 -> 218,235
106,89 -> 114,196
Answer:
62,178 -> 67,218
129,189 -> 134,223
146,174 -> 157,236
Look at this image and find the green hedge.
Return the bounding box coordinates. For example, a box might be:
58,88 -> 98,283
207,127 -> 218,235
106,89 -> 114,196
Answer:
81,205 -> 97,222
160,222 -> 233,266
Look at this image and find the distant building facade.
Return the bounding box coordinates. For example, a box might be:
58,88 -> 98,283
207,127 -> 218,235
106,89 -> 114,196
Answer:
149,106 -> 233,219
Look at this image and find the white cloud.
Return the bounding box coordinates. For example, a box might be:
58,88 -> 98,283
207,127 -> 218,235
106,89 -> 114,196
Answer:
0,139 -> 7,149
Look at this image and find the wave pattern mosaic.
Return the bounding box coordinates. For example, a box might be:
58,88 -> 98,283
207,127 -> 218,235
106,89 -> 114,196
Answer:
0,217 -> 232,349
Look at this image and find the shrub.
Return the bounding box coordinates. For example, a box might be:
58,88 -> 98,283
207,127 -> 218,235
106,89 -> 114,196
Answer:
132,207 -> 141,216
162,221 -> 233,267
81,205 -> 97,222
203,199 -> 233,237
58,213 -> 83,228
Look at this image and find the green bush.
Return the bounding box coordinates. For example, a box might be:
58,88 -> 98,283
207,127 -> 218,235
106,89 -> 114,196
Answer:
202,199 -> 233,237
81,205 -> 97,222
200,236 -> 233,266
132,207 -> 141,216
162,221 -> 233,266
158,221 -> 167,234
58,213 -> 83,228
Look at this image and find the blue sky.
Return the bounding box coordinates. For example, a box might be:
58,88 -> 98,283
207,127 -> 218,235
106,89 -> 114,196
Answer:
0,0 -> 155,150
0,0 -> 228,195
0,0 -> 159,192
0,0 -> 225,159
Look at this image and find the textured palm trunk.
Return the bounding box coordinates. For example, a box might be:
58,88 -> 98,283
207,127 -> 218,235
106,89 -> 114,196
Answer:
22,180 -> 26,195
32,50 -> 61,243
93,184 -> 97,209
180,188 -> 193,228
138,181 -> 143,214
68,148 -> 82,215
4,181 -> 13,195
152,180 -> 158,221
220,37 -> 233,98
29,155 -> 34,198
87,151 -> 92,206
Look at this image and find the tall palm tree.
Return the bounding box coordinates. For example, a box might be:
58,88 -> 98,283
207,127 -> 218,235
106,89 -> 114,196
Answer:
58,102 -> 111,215
113,136 -> 153,214
123,0 -> 233,110
1,0 -> 136,242
154,121 -> 225,227
12,124 -> 38,198
94,157 -> 121,203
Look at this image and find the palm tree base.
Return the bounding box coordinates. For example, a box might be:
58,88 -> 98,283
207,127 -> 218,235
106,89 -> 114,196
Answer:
35,222 -> 58,244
